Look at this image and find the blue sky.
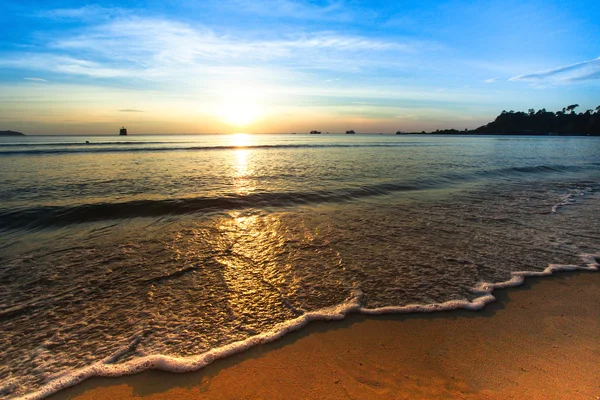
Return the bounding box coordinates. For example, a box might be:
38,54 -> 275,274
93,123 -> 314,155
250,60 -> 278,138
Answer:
1,0 -> 599,134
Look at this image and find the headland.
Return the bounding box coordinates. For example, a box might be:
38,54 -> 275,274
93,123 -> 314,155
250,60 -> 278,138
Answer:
0,130 -> 25,136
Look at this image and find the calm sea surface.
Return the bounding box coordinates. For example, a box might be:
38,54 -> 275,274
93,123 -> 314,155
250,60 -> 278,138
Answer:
0,134 -> 599,399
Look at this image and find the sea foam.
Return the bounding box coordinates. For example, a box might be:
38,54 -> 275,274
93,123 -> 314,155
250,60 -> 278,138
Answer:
551,186 -> 593,213
16,253 -> 598,400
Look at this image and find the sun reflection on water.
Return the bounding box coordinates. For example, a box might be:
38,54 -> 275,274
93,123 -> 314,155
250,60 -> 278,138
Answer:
214,212 -> 299,321
230,133 -> 251,148
232,147 -> 255,195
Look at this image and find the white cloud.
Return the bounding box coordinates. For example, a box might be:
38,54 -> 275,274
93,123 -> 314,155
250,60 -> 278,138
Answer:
37,5 -> 122,20
0,15 -> 417,88
509,57 -> 600,83
228,0 -> 353,21
24,77 -> 47,82
1,54 -> 135,78
51,17 -> 406,64
482,78 -> 498,83
1,10 -> 465,122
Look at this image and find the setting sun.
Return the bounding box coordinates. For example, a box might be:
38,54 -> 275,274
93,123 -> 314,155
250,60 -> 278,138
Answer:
216,88 -> 264,127
218,102 -> 262,126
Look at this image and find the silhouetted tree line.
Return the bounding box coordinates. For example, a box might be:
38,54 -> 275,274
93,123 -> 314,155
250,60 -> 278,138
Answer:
472,104 -> 600,135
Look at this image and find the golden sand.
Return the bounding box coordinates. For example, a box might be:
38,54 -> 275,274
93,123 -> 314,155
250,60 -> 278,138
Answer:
51,272 -> 600,400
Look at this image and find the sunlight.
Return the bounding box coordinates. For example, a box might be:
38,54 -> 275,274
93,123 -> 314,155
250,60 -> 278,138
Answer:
215,212 -> 288,316
227,134 -> 255,194
219,103 -> 262,126
216,88 -> 264,127
229,133 -> 251,147
232,149 -> 255,195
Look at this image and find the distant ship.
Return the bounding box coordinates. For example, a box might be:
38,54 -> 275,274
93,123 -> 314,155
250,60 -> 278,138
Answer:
396,131 -> 406,135
119,126 -> 127,136
345,130 -> 356,134
310,130 -> 321,134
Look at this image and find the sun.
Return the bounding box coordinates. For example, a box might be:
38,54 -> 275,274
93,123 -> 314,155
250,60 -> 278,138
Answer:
216,89 -> 264,127
218,102 -> 261,126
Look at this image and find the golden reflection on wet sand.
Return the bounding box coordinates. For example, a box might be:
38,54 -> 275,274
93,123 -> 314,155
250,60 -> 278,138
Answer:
215,212 -> 297,320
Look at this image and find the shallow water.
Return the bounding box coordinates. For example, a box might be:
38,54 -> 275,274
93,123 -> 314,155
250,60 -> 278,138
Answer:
0,134 -> 599,399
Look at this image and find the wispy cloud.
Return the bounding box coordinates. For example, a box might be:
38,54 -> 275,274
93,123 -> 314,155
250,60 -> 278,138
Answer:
1,54 -> 136,78
509,57 -> 600,83
37,5 -> 122,20
228,0 -> 353,21
52,17 -> 406,62
1,15 -> 416,87
24,77 -> 47,82
482,78 -> 498,83
0,5 -> 468,131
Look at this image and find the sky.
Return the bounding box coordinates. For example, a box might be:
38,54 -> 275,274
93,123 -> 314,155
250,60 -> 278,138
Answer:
0,0 -> 599,134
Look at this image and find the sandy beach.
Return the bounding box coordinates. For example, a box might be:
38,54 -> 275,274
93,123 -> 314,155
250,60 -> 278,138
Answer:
48,271 -> 599,400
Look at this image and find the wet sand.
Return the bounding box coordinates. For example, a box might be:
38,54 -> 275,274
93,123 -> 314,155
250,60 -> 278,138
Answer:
51,271 -> 600,400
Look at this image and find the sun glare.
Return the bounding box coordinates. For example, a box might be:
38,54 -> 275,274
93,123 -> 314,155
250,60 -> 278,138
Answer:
230,133 -> 251,147
220,103 -> 261,126
216,89 -> 264,127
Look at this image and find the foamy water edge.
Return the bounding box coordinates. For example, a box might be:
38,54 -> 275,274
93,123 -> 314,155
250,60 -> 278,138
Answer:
15,253 -> 598,400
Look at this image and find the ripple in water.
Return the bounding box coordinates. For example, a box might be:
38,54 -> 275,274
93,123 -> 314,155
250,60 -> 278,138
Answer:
0,179 -> 598,399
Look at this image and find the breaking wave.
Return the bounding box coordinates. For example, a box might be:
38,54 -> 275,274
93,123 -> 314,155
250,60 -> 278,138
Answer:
15,254 -> 599,400
1,163 -> 597,231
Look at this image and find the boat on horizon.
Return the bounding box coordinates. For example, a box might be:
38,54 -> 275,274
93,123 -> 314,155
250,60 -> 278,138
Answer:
310,130 -> 321,134
345,130 -> 356,134
119,126 -> 128,136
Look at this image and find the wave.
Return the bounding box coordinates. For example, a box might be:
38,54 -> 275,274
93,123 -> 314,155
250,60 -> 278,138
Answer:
0,141 -> 178,148
15,253 -> 599,400
466,164 -> 597,182
0,142 -> 435,156
1,164 -> 597,231
0,183 -> 422,230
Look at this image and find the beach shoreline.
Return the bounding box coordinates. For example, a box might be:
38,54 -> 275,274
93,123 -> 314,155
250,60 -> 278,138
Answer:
48,270 -> 600,400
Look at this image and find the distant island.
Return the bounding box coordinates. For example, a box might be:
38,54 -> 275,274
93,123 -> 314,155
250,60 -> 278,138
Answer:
0,130 -> 25,136
409,105 -> 600,136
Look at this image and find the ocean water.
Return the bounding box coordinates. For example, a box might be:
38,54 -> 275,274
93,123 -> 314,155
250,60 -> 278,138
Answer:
0,133 -> 598,399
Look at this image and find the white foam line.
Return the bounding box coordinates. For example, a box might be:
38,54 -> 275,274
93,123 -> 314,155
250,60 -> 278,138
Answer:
17,254 -> 599,400
361,254 -> 598,315
551,187 -> 592,213
18,292 -> 364,400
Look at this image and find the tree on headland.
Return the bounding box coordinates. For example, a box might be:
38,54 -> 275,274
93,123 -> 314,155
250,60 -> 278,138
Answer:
401,105 -> 600,135
566,104 -> 579,114
470,105 -> 600,135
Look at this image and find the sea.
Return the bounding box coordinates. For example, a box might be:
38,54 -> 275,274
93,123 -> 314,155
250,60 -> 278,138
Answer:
0,133 -> 598,399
